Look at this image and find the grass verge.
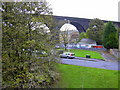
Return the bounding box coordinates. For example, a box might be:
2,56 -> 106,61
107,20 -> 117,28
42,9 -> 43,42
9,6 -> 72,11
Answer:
69,49 -> 104,60
56,64 -> 118,88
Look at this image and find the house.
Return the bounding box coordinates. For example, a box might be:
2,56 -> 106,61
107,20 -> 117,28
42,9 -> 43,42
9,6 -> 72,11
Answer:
77,38 -> 97,48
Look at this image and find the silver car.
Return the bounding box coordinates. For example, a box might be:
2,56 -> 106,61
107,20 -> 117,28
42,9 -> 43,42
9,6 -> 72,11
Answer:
59,52 -> 75,59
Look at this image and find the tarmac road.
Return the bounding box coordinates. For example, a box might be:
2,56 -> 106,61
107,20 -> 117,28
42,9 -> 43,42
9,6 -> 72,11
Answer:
60,58 -> 119,71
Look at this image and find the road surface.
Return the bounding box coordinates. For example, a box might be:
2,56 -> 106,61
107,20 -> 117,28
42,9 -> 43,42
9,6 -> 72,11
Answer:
60,58 -> 119,71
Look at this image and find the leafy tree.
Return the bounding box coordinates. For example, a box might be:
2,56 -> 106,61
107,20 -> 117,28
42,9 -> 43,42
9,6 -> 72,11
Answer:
2,1 -> 59,88
79,32 -> 88,40
86,18 -> 104,45
103,22 -> 118,49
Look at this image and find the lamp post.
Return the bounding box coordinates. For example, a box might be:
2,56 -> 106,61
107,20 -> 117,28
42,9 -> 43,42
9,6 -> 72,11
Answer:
118,33 -> 120,51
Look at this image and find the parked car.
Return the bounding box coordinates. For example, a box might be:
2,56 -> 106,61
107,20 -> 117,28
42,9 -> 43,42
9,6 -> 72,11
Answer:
59,52 -> 75,59
55,45 -> 60,49
55,44 -> 65,49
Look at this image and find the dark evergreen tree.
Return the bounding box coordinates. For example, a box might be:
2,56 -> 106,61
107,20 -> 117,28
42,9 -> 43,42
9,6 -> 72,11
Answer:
79,32 -> 88,40
86,18 -> 104,45
103,22 -> 118,49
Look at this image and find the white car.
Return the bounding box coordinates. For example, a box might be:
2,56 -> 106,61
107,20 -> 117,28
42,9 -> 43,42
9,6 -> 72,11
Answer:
59,52 -> 75,59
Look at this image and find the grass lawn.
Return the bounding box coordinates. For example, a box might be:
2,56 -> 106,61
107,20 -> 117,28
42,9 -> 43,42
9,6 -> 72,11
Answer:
56,64 -> 118,88
69,49 -> 104,60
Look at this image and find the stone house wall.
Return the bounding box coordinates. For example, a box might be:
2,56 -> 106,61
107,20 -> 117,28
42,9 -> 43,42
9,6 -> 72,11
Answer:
110,49 -> 120,58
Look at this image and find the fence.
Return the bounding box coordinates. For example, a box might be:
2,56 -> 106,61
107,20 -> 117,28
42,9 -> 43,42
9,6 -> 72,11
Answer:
110,49 -> 120,58
69,47 -> 107,51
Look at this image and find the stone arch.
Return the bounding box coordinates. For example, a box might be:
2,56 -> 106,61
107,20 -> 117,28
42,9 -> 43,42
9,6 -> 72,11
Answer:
53,20 -> 86,33
52,16 -> 90,32
58,22 -> 80,43
70,21 -> 86,32
54,20 -> 67,31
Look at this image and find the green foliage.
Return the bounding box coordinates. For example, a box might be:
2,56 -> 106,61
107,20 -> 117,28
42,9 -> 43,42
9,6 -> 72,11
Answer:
118,28 -> 120,33
86,18 -> 104,45
103,22 -> 118,49
79,32 -> 88,40
2,2 -> 59,88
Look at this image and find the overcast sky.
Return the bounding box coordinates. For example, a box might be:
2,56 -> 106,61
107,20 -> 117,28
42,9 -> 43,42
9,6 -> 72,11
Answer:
48,0 -> 119,22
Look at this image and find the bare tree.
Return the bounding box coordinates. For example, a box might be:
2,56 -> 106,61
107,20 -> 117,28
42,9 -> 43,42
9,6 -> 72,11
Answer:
59,22 -> 80,50
59,30 -> 69,50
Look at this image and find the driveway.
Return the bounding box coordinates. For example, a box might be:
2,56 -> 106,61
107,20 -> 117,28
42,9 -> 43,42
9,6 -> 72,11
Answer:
60,58 -> 119,71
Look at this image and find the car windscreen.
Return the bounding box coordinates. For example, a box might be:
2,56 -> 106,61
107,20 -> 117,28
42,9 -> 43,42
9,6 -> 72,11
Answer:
70,54 -> 75,56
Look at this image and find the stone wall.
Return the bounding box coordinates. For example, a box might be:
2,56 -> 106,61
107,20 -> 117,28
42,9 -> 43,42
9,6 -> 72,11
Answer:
110,49 -> 120,58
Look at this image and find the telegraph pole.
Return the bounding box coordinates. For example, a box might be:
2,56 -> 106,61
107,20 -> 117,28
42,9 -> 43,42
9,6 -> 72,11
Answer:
118,33 -> 120,51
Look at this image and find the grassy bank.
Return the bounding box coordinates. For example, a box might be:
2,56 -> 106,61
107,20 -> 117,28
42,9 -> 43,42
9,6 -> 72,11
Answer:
56,64 -> 118,88
65,49 -> 104,60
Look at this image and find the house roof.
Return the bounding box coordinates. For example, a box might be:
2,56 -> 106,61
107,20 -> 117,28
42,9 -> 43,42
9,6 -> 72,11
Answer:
78,38 -> 96,44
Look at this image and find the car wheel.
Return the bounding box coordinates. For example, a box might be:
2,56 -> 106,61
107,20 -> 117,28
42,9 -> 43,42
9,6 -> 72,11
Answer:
67,56 -> 69,59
